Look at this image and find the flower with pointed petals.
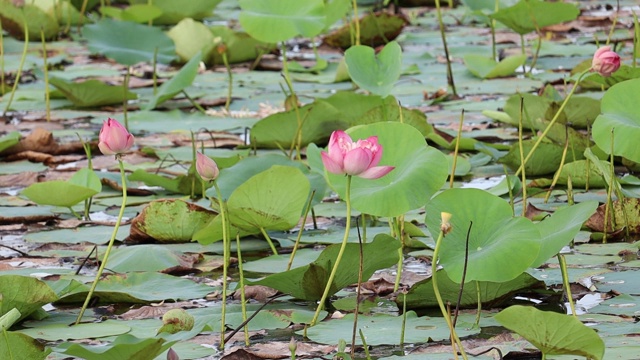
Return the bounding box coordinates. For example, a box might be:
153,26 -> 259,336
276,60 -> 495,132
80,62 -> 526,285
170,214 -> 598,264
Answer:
196,152 -> 219,181
98,118 -> 134,155
321,130 -> 394,179
592,46 -> 620,77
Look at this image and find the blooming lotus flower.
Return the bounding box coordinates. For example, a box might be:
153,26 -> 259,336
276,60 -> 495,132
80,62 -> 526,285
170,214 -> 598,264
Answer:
321,130 -> 394,179
196,152 -> 219,181
592,46 -> 620,77
98,118 -> 134,155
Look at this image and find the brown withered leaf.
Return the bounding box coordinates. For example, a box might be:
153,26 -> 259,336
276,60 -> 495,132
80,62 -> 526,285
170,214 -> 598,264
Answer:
1,128 -> 86,156
585,198 -> 640,235
101,177 -> 155,196
0,172 -> 40,187
233,285 -> 278,301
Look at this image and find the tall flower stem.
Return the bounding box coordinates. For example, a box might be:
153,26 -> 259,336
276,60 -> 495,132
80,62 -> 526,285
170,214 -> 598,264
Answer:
515,68 -> 591,176
432,230 -> 468,360
213,182 -> 230,349
435,0 -> 457,97
75,157 -> 127,325
310,175 -> 352,326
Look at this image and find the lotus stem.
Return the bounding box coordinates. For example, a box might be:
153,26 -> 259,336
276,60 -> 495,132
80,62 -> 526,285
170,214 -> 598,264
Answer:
3,10 -> 28,117
0,19 -> 5,96
236,233 -> 250,345
518,97 -> 527,213
153,47 -> 158,95
41,28 -> 51,122
393,216 -> 404,292
182,90 -> 206,114
449,109 -> 465,188
400,289 -> 407,347
222,51 -> 232,112
78,0 -> 89,33
351,0 -> 361,46
557,254 -> 577,318
432,228 -> 468,360
123,66 -> 131,130
287,190 -> 315,271
544,131 -> 570,203
310,175 -> 352,326
633,12 -> 639,68
75,157 -> 127,324
515,68 -> 591,177
435,0 -> 457,97
259,227 -> 278,255
350,222 -> 365,358
214,182 -> 230,349
474,281 -> 481,327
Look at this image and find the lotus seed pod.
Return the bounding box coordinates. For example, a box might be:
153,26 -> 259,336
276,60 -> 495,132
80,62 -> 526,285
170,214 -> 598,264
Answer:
157,309 -> 194,334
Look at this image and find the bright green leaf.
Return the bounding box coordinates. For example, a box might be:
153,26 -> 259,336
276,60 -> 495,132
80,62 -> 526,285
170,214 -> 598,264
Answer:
239,0 -> 326,42
144,51 -> 202,110
49,77 -> 137,108
345,41 -> 402,97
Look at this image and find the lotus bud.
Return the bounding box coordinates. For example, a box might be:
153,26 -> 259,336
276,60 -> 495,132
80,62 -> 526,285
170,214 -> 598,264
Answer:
440,212 -> 452,234
98,118 -> 134,155
591,46 -> 621,77
195,152 -> 219,182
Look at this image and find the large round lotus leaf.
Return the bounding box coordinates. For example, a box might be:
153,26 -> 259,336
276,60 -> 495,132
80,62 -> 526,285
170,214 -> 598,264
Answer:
21,181 -> 99,208
83,18 -> 176,65
167,18 -> 215,63
0,275 -> 58,323
345,41 -> 402,98
311,122 -> 448,217
0,0 -> 59,41
208,26 -> 276,65
531,201 -> 598,268
239,0 -> 326,43
495,305 -> 604,360
128,0 -> 222,25
127,199 -> 216,243
0,331 -> 51,360
490,0 -> 579,35
593,78 -> 640,163
227,165 -> 310,232
425,188 -> 541,283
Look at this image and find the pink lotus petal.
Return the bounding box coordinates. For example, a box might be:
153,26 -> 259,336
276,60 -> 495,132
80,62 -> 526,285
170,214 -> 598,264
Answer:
343,147 -> 373,176
358,166 -> 395,179
321,151 -> 345,175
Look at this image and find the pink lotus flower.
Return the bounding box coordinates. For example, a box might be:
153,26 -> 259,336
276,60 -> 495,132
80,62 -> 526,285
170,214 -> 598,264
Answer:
196,152 -> 219,181
592,46 -> 620,77
321,130 -> 394,179
98,118 -> 134,155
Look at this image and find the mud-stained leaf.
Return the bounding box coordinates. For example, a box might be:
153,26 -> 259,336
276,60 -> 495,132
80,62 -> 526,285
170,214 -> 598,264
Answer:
208,26 -> 276,66
127,199 -> 216,244
57,334 -> 175,360
0,275 -> 58,323
499,140 -> 565,176
495,305 -> 604,360
323,12 -> 408,49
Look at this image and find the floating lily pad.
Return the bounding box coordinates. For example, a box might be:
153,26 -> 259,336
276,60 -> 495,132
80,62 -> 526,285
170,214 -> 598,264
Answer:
303,311 -> 479,345
491,0 -> 579,35
18,320 -> 131,341
57,334 -> 175,360
0,331 -> 51,360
